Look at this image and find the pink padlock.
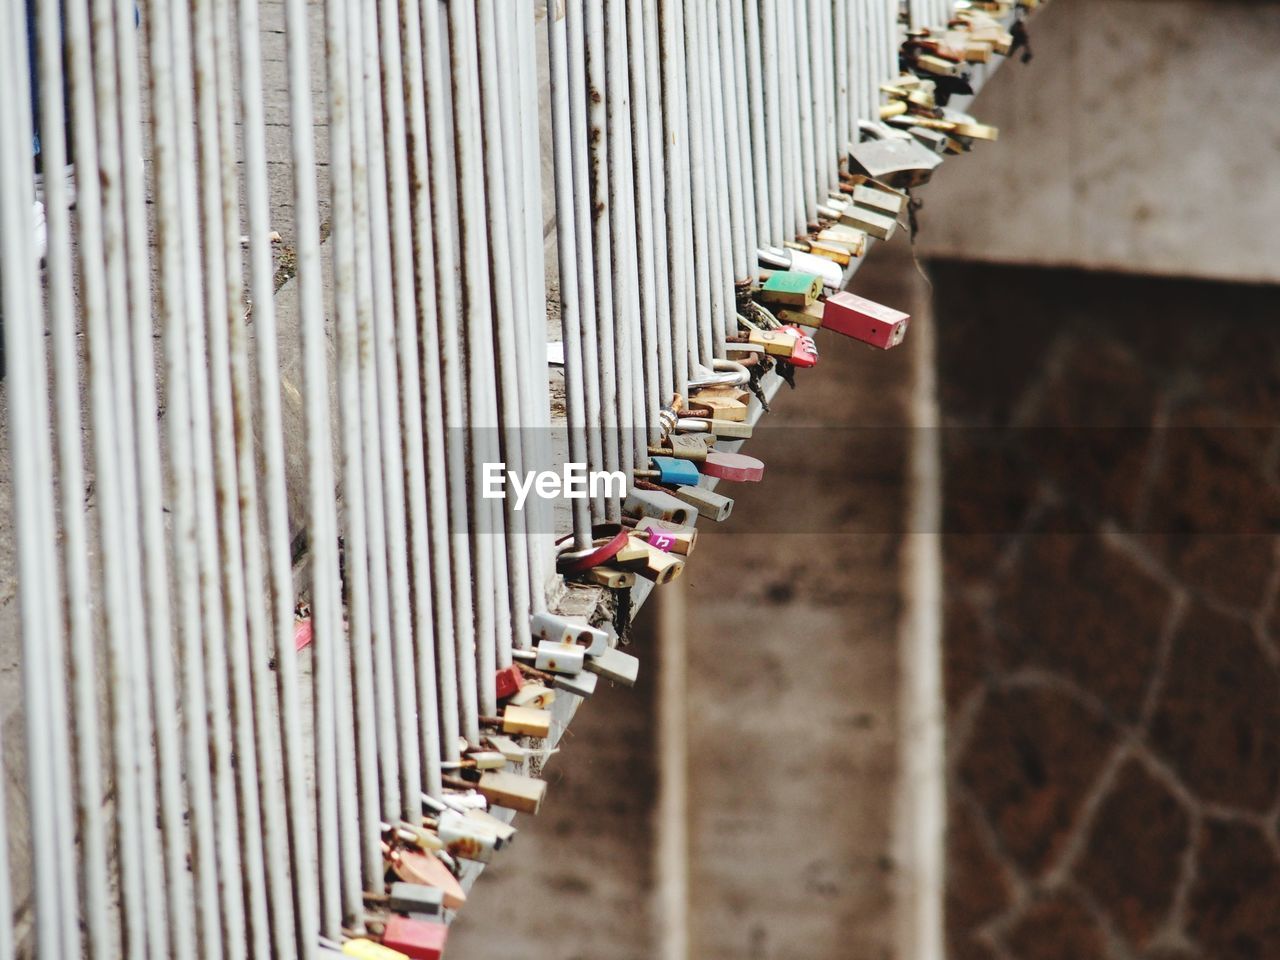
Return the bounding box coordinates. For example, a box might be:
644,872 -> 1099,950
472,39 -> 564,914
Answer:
781,324 -> 819,367
645,530 -> 678,552
702,451 -> 765,482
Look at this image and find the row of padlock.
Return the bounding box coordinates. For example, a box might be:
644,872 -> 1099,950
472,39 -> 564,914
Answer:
320,3 -> 1021,956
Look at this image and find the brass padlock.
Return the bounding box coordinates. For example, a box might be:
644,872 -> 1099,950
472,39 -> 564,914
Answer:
614,535 -> 685,584
748,327 -> 800,357
585,566 -> 637,589
508,683 -> 555,709
477,770 -> 547,815
636,517 -> 698,556
499,705 -> 551,737
671,485 -> 734,522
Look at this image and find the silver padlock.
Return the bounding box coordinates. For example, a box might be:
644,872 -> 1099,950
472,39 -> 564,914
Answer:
531,611 -> 610,657
535,640 -> 585,676
625,486 -> 698,525
555,669 -> 599,699
584,646 -> 640,687
437,809 -> 499,863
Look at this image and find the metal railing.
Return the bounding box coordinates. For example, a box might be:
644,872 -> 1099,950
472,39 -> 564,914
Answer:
0,0 -> 982,955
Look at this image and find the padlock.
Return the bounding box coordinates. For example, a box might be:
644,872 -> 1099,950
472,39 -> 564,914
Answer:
531,611 -> 611,657
908,126 -> 951,154
635,517 -> 698,555
775,300 -> 825,328
554,668 -> 599,699
671,485 -> 734,521
879,99 -> 908,120
759,271 -> 822,307
464,808 -> 517,844
499,705 -> 552,737
477,770 -> 548,814
702,452 -> 765,482
688,395 -> 748,422
495,664 -> 524,700
466,750 -> 507,770
612,534 -> 653,564
823,291 -> 909,349
781,325 -> 818,368
381,916 -> 448,960
534,640 -> 585,676
757,246 -> 841,289
692,383 -> 750,405
391,820 -> 444,854
583,645 -> 640,686
914,52 -> 961,76
852,184 -> 906,217
342,939 -> 411,960
585,566 -> 636,589
815,225 -> 866,257
673,416 -> 753,440
508,683 -> 555,709
624,487 -> 697,525
848,137 -> 941,188
388,882 -> 445,919
747,327 -> 800,357
485,735 -> 526,763
633,456 -> 702,487
839,204 -> 897,241
391,851 -> 466,909
437,809 -> 500,863
649,433 -> 715,462
809,242 -> 853,267
615,536 -> 685,584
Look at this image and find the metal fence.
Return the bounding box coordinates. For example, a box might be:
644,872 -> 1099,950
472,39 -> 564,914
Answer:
0,0 -> 977,955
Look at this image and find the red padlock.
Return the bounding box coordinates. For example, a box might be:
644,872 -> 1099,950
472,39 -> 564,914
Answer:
495,664 -> 524,700
381,915 -> 448,960
781,324 -> 819,367
702,451 -> 765,482
822,291 -> 909,349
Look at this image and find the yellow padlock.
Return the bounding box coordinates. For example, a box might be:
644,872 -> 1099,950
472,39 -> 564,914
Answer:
343,939 -> 411,960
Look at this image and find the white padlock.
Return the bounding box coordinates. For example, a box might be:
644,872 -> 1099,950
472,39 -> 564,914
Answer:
535,640 -> 585,676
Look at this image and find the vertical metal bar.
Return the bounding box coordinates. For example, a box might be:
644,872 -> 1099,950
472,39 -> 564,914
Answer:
145,0 -> 229,951
761,0 -> 786,244
489,0 -> 537,656
351,0 -> 406,828
604,0 -> 641,473
236,0 -> 322,940
376,0 -> 430,821
399,0 -> 449,792
38,0 -> 113,951
681,0 -> 715,366
585,0 -> 622,518
641,0 -> 675,406
2,4 -> 72,956
715,0 -> 750,286
419,0 -> 467,762
626,0 -> 663,443
476,0 -> 532,686
446,0 -> 496,742
794,0 -> 818,217
516,0 -> 558,611
745,0 -> 772,247
835,0 -> 850,162
321,0 -> 379,920
565,0 -> 607,517
694,0 -> 729,358
729,0 -> 760,257
165,0 -> 252,943
91,0 -> 171,950
117,0 -> 199,943
548,0 -> 594,551
282,0 -> 345,931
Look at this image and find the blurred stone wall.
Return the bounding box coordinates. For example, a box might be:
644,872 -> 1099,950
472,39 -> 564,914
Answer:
934,260 -> 1280,960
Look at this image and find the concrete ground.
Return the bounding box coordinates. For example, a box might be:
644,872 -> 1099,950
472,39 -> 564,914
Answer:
450,237 -> 928,959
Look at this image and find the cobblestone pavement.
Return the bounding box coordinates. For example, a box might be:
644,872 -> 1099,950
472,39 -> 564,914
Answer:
936,262 -> 1280,960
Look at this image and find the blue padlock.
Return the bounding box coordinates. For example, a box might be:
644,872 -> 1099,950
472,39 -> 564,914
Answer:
635,456 -> 702,487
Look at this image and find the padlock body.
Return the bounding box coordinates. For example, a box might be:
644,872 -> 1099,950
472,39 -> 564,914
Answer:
823,291 -> 910,349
